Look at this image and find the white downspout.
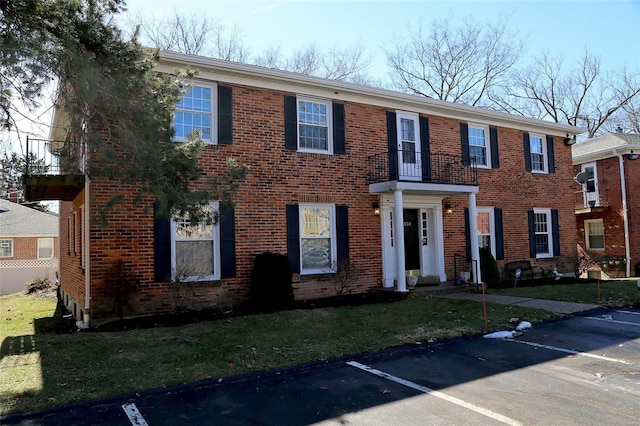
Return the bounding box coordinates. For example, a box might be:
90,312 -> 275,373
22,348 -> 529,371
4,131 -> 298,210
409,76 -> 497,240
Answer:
393,189 -> 407,292
83,175 -> 91,327
613,149 -> 631,277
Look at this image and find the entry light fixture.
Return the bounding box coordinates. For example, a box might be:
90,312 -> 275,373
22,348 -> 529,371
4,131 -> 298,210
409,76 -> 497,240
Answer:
563,134 -> 576,146
444,201 -> 453,214
372,201 -> 380,216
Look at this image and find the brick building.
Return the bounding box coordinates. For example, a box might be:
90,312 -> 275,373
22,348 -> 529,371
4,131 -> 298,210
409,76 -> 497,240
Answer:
0,199 -> 59,295
25,52 -> 583,327
572,132 -> 640,278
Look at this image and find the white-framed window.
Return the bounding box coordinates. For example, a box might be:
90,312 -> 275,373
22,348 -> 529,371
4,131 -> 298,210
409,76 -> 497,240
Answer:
79,205 -> 85,268
468,123 -> 490,168
38,238 -> 54,259
581,162 -> 598,207
0,239 -> 13,257
297,97 -> 333,154
529,133 -> 548,173
477,207 -> 496,257
171,202 -> 221,281
174,83 -> 217,144
585,219 -> 605,251
299,203 -> 336,274
533,208 -> 553,258
73,211 -> 79,255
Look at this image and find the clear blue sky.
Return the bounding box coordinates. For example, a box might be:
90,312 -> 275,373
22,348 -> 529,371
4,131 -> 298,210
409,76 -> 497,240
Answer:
124,0 -> 640,79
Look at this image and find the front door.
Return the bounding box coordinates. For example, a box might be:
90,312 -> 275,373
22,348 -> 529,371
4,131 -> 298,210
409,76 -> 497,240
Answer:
403,209 -> 421,270
397,112 -> 421,180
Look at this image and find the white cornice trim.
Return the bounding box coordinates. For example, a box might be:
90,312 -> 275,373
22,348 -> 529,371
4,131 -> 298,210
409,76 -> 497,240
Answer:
158,51 -> 586,138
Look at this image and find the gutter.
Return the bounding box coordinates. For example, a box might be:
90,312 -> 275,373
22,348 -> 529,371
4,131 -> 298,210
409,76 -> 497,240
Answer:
613,149 -> 632,277
83,175 -> 91,328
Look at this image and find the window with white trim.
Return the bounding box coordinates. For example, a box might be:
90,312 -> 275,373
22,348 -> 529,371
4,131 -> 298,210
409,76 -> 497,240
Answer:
529,133 -> 547,173
38,238 -> 54,259
533,208 -> 553,257
299,204 -> 336,274
174,83 -> 216,143
468,124 -> 490,168
477,207 -> 495,257
171,203 -> 221,281
0,239 -> 13,257
297,97 -> 333,153
585,219 -> 605,250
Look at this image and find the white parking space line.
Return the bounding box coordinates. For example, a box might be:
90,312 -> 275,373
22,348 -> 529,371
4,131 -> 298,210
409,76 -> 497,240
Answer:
617,310 -> 640,317
508,339 -> 631,365
585,316 -> 640,327
122,403 -> 149,426
347,361 -> 523,426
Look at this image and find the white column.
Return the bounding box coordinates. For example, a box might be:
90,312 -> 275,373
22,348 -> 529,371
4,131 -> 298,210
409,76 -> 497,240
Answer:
434,204 -> 446,282
467,192 -> 482,284
394,189 -> 407,292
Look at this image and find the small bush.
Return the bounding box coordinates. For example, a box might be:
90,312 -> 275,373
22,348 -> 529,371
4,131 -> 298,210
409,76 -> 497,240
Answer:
249,252 -> 293,313
25,277 -> 53,294
479,247 -> 500,288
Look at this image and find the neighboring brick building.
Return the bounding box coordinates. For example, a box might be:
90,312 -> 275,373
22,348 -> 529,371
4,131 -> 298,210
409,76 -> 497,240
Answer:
0,199 -> 59,295
572,132 -> 640,278
25,52 -> 583,327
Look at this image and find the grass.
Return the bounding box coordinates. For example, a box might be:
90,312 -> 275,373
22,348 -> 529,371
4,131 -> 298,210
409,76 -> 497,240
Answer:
489,279 -> 640,306
0,289 -> 561,416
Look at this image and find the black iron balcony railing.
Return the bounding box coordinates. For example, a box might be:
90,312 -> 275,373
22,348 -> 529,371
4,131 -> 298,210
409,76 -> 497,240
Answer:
25,136 -> 86,176
368,151 -> 478,186
574,188 -> 610,210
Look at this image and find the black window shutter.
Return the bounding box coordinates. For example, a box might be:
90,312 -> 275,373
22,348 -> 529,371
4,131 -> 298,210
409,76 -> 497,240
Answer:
420,116 -> 431,181
284,96 -> 298,150
333,102 -> 346,154
386,112 -> 398,180
551,209 -> 560,256
218,85 -> 233,145
490,127 -> 499,169
154,203 -> 171,282
546,136 -> 556,173
336,205 -> 349,262
220,206 -> 236,278
494,208 -> 504,260
464,207 -> 471,261
523,133 -> 532,171
286,204 -> 300,273
528,210 -> 536,258
460,123 -> 470,166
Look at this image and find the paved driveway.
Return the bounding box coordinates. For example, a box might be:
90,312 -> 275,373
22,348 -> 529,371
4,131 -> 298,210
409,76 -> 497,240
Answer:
3,307 -> 640,425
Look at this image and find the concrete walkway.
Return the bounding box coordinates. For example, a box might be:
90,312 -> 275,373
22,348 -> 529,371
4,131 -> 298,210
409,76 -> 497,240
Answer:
438,292 -> 600,314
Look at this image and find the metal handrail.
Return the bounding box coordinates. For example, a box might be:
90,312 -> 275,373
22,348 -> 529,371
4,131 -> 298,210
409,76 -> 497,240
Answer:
368,151 -> 478,185
26,136 -> 85,176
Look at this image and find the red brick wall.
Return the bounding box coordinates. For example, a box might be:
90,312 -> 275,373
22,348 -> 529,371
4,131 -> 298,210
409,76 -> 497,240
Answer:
59,81 -> 580,323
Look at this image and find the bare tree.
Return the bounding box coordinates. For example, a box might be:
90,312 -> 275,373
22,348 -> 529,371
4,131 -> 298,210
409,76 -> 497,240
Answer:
492,51 -> 640,137
125,10 -> 249,61
386,14 -> 522,106
253,43 -> 373,83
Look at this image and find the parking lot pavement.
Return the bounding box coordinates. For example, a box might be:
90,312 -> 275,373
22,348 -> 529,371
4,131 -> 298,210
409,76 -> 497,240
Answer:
3,308 -> 640,425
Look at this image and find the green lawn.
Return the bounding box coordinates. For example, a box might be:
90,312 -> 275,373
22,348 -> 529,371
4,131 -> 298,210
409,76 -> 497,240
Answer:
489,279 -> 640,306
0,289 -> 559,416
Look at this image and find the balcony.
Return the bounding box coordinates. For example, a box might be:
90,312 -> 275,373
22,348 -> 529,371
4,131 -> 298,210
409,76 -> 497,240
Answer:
368,151 -> 478,186
22,137 -> 85,202
574,189 -> 610,214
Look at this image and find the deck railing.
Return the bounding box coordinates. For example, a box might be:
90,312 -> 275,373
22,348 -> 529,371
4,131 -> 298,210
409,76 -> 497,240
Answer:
368,151 -> 478,185
25,136 -> 85,176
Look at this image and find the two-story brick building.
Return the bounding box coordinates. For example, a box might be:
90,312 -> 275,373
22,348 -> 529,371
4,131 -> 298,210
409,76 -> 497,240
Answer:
572,132 -> 640,278
25,52 -> 583,327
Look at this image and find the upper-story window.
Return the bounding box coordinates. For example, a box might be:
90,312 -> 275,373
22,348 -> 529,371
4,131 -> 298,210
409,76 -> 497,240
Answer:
468,124 -> 490,168
297,97 -> 333,153
174,83 -> 217,143
528,133 -> 548,173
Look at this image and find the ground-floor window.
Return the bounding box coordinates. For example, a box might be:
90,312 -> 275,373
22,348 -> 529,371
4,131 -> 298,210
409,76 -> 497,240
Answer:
300,204 -> 336,274
533,208 -> 552,258
38,238 -> 54,259
171,203 -> 220,281
585,219 -> 605,250
0,239 -> 13,257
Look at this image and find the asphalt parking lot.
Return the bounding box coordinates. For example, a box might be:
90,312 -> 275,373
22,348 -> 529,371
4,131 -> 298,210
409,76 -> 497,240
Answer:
3,307 -> 640,425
